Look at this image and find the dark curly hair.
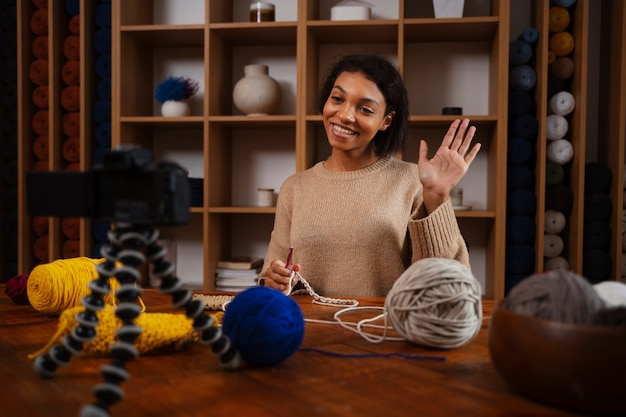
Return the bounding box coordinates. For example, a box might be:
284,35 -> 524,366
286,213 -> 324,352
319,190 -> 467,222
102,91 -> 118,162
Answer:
317,53 -> 410,156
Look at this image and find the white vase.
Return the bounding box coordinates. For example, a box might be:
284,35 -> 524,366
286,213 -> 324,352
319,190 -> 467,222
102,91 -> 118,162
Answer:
161,100 -> 190,117
433,0 -> 465,18
233,64 -> 281,116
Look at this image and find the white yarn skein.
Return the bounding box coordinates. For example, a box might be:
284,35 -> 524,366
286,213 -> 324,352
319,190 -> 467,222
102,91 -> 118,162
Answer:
546,114 -> 569,140
550,91 -> 576,116
547,139 -> 574,165
545,210 -> 566,234
385,258 -> 482,349
544,233 -> 564,258
545,256 -> 569,271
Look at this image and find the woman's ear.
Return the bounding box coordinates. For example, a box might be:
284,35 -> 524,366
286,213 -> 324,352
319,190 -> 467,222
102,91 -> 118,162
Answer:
380,111 -> 395,131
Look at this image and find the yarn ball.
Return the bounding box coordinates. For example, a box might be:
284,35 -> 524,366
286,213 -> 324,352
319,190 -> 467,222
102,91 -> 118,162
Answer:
544,210 -> 566,234
27,257 -> 118,314
543,233 -> 564,258
222,286 -> 304,367
502,269 -> 605,324
544,255 -> 569,271
550,90 -> 576,116
594,281 -> 626,308
5,274 -> 30,305
546,139 -> 574,165
385,258 -> 482,349
546,114 -> 568,140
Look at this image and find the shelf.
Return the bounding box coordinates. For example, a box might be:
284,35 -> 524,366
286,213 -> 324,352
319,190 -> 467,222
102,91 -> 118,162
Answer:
403,17 -> 500,42
120,25 -> 205,46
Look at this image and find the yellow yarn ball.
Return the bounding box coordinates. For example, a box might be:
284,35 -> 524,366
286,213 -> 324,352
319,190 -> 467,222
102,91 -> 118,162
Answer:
27,257 -> 119,314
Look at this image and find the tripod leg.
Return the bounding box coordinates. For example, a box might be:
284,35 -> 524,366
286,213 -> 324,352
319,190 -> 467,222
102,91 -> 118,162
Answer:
146,232 -> 241,369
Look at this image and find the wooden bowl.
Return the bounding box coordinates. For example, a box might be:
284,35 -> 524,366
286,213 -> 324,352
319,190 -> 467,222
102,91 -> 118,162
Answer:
488,305 -> 626,415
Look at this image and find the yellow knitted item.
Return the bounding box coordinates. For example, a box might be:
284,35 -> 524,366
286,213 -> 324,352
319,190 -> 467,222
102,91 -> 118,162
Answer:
27,257 -> 125,314
29,305 -> 223,359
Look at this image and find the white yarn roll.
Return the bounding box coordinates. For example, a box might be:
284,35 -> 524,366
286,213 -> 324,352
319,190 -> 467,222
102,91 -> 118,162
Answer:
545,256 -> 569,271
544,233 -> 564,258
550,91 -> 576,116
546,114 -> 568,140
547,139 -> 574,165
385,258 -> 482,349
545,210 -> 566,234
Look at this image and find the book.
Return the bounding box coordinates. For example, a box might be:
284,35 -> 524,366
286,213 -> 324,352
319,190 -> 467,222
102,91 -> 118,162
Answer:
217,256 -> 263,270
215,267 -> 260,278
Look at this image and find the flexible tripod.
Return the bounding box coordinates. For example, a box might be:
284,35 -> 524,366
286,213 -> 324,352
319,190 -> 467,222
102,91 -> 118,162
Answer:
32,222 -> 240,417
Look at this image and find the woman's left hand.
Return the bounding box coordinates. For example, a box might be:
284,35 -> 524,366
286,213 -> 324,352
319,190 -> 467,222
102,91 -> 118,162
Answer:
418,118 -> 480,213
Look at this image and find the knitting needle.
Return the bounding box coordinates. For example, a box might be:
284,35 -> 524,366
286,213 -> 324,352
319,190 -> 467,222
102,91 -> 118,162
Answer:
285,246 -> 293,270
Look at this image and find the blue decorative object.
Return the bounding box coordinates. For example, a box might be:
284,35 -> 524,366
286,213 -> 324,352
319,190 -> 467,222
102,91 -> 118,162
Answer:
154,76 -> 199,103
222,286 -> 304,368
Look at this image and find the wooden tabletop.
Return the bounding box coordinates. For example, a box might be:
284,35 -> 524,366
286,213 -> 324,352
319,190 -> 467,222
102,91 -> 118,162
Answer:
0,286 -> 595,417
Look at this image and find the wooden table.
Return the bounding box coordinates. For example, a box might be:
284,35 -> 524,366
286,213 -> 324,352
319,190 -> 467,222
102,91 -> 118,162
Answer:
0,286 -> 595,417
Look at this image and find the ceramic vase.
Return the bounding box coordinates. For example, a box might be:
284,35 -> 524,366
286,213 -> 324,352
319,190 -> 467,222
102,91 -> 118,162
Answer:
433,0 -> 465,18
233,64 -> 281,116
161,100 -> 190,117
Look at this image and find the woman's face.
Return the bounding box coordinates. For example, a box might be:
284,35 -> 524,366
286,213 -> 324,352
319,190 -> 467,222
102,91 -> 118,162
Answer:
322,71 -> 394,154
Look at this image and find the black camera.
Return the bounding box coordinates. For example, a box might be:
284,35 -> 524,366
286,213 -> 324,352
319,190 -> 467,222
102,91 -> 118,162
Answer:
27,146 -> 190,225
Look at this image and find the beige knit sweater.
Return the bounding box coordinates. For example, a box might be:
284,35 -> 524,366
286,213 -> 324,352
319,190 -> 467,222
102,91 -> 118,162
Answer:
261,156 -> 470,297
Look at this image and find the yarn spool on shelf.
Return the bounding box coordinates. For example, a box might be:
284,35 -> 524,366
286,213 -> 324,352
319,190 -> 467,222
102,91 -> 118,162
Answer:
549,6 -> 570,32
544,255 -> 569,271
550,91 -> 576,116
546,183 -> 574,213
30,7 -> 48,35
61,217 -> 80,240
551,57 -> 574,80
27,257 -> 118,315
68,14 -> 80,34
222,286 -> 304,368
545,210 -> 566,234
506,244 -> 536,276
33,135 -> 49,161
28,59 -> 48,85
549,31 -> 575,57
544,233 -> 564,258
32,85 -> 48,109
545,162 -> 565,185
584,192 -> 612,222
507,215 -> 536,245
507,188 -> 537,217
507,165 -> 533,190
546,139 -> 574,165
61,60 -> 80,86
62,239 -> 80,259
32,216 -> 49,237
546,114 -> 568,140
32,109 -> 49,136
510,114 -> 539,140
62,137 -> 80,163
32,35 -> 48,59
63,111 -> 80,137
33,235 -> 49,262
63,35 -> 80,61
385,258 -> 482,349
507,136 -> 533,166
583,221 -> 611,250
509,65 -> 536,92
509,39 -> 533,66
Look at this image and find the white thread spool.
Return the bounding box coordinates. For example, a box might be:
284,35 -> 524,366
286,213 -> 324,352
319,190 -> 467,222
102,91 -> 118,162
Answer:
546,114 -> 568,140
545,210 -> 566,234
547,139 -> 574,165
545,256 -> 569,271
550,91 -> 576,116
257,188 -> 274,207
544,233 -> 564,258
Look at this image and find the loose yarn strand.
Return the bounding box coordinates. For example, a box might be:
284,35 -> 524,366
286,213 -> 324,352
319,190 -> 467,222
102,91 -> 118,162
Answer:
287,270 -> 358,307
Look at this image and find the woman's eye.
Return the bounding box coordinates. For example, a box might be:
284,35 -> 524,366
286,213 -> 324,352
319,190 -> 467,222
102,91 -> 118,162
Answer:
330,95 -> 343,103
359,106 -> 374,114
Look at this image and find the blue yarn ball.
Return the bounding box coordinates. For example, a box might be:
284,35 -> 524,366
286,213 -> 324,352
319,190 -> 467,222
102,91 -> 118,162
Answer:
222,286 -> 304,368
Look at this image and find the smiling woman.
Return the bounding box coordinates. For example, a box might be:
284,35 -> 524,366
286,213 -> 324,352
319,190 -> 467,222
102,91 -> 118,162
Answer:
258,53 -> 481,298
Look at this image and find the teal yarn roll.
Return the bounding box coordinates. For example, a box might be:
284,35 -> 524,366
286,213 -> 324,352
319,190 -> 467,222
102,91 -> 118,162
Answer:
222,286 -> 304,367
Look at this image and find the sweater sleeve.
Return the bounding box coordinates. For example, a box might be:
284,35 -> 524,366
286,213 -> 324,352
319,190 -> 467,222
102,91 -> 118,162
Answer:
408,199 -> 470,269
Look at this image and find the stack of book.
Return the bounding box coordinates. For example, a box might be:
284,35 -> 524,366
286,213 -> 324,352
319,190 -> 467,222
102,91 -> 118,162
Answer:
215,256 -> 263,292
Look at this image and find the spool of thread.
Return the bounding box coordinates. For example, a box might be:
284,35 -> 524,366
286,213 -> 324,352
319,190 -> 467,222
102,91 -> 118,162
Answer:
550,91 -> 576,116
62,136 -> 80,162
546,114 -> 568,140
545,210 -> 566,234
32,35 -> 48,59
550,56 -> 574,80
584,162 -> 612,193
61,60 -> 80,86
30,7 -> 48,35
33,135 -> 49,161
507,165 -> 533,190
385,258 -> 482,349
507,215 -> 536,244
549,31 -> 575,56
509,40 -> 533,66
546,139 -> 574,165
502,269 -> 605,324
549,6 -> 570,32
509,65 -> 536,92
583,250 -> 611,284
583,221 -> 611,250
60,85 -> 80,111
32,84 -> 48,108
545,183 -> 574,212
544,233 -> 564,258
32,109 -> 49,136
507,136 -> 533,166
63,111 -> 80,137
544,255 -> 569,271
545,162 -> 565,185
28,59 -> 48,85
68,14 -> 80,34
221,286 -> 304,367
27,257 -> 117,315
506,244 -> 535,275
63,35 -> 80,61
507,188 -> 537,216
